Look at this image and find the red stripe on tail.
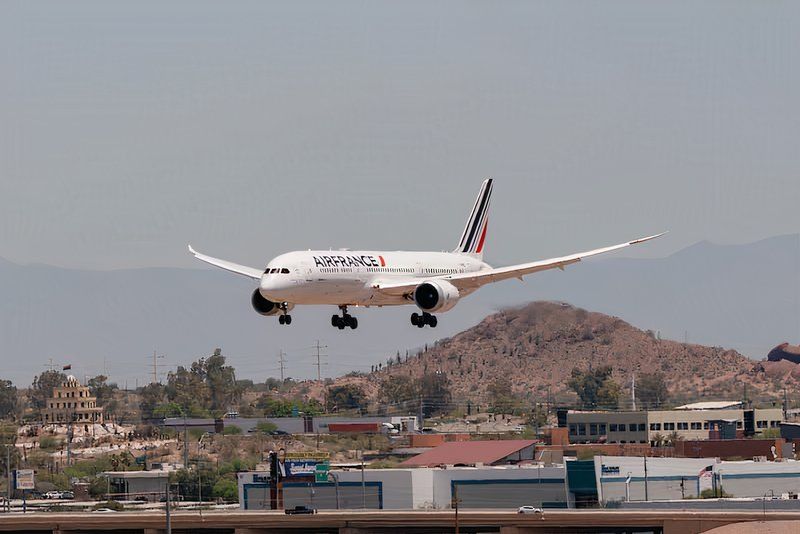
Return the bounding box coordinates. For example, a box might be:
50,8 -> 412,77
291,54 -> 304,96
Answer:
475,220 -> 488,253
379,255 -> 386,266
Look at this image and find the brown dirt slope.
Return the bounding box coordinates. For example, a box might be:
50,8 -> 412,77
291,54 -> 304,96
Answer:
347,302 -> 790,407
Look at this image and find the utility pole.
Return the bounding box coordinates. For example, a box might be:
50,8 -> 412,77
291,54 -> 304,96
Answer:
151,351 -> 166,384
183,413 -> 189,469
6,443 -> 11,513
783,387 -> 788,419
165,481 -> 172,534
278,350 -> 287,382
631,373 -> 636,411
313,341 -> 327,381
643,455 -> 649,502
452,483 -> 461,534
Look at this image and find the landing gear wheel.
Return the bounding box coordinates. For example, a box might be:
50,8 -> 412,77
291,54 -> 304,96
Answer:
332,306 -> 357,330
278,315 -> 286,325
284,315 -> 292,325
411,312 -> 437,328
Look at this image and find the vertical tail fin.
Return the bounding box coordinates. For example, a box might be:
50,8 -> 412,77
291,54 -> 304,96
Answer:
454,178 -> 492,259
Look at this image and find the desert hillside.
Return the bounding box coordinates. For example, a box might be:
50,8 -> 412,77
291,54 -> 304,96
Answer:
310,302 -> 792,409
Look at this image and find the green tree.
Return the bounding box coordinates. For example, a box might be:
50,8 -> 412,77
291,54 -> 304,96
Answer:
326,384 -> 367,413
28,371 -> 67,415
487,377 -> 521,415
568,366 -> 621,409
636,372 -> 669,409
418,372 -> 452,417
0,379 -> 18,420
87,375 -> 119,418
212,477 -> 238,501
255,421 -> 277,434
379,375 -> 416,407
165,349 -> 241,417
138,383 -> 167,421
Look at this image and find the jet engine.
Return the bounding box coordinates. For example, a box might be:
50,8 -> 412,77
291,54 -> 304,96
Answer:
251,289 -> 293,316
413,280 -> 460,313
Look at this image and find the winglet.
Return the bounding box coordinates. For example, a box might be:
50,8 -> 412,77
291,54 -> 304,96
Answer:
630,231 -> 668,245
188,244 -> 197,255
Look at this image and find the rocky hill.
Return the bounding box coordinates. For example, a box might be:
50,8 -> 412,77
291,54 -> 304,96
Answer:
320,302 -> 793,409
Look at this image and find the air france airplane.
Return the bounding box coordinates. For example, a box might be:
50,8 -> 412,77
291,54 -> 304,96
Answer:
189,179 -> 664,330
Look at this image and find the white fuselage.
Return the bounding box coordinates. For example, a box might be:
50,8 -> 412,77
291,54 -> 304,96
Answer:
259,250 -> 489,308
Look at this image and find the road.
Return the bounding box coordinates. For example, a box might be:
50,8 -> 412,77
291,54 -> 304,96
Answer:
0,509 -> 799,533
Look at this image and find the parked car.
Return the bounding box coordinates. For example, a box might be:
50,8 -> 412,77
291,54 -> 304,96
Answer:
285,505 -> 316,515
60,491 -> 75,500
269,430 -> 290,436
92,508 -> 117,513
44,491 -> 62,500
518,506 -> 543,514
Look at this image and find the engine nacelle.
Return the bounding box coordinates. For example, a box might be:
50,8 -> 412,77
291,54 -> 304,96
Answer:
251,290 -> 293,316
413,280 -> 460,313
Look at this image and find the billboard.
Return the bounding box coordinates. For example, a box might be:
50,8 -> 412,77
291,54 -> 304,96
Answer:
14,469 -> 35,490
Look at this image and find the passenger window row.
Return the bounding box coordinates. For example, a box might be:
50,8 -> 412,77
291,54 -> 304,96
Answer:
265,268 -> 291,274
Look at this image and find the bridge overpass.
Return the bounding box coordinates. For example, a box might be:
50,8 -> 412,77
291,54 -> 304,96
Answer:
0,510 -> 799,534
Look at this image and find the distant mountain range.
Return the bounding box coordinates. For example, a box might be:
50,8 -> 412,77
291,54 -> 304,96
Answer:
1,234 -> 797,386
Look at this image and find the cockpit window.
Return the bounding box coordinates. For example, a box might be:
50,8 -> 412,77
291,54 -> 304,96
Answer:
281,268 -> 290,274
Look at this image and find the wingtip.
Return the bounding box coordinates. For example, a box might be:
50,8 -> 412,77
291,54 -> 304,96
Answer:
631,231 -> 668,245
187,244 -> 196,255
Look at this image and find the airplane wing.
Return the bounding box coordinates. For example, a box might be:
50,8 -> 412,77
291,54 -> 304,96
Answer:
187,245 -> 263,280
372,232 -> 666,296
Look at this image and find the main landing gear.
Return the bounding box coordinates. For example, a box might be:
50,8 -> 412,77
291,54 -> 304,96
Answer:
332,305 -> 358,330
411,312 -> 437,328
277,303 -> 292,325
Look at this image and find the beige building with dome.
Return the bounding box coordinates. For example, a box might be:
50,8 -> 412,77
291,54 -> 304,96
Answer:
43,375 -> 104,424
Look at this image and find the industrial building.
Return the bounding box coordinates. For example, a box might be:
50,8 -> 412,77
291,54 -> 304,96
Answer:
566,402 -> 783,445
238,464 -> 569,510
593,455 -> 800,504
162,415 -> 418,435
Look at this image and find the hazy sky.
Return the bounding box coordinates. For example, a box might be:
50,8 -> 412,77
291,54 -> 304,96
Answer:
2,1 -> 798,272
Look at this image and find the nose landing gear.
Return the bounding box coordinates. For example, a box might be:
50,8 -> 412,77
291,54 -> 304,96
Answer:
411,312 -> 437,328
332,305 -> 358,330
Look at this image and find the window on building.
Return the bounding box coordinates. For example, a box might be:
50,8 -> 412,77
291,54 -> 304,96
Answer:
771,421 -> 780,428
703,422 -> 709,430
628,424 -> 638,432
757,420 -> 767,428
638,423 -> 646,432
590,424 -> 598,435
677,422 -> 688,430
650,423 -> 661,431
736,421 -> 743,429
609,424 -> 618,432
691,422 -> 702,430
599,424 -> 607,435
664,422 -> 675,430
578,424 -> 587,436
569,424 -> 577,434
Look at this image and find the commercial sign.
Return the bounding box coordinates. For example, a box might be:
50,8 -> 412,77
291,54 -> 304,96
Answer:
14,469 -> 35,490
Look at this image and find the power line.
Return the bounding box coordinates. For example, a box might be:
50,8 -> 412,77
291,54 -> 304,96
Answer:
278,350 -> 287,382
151,351 -> 167,384
313,340 -> 328,381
